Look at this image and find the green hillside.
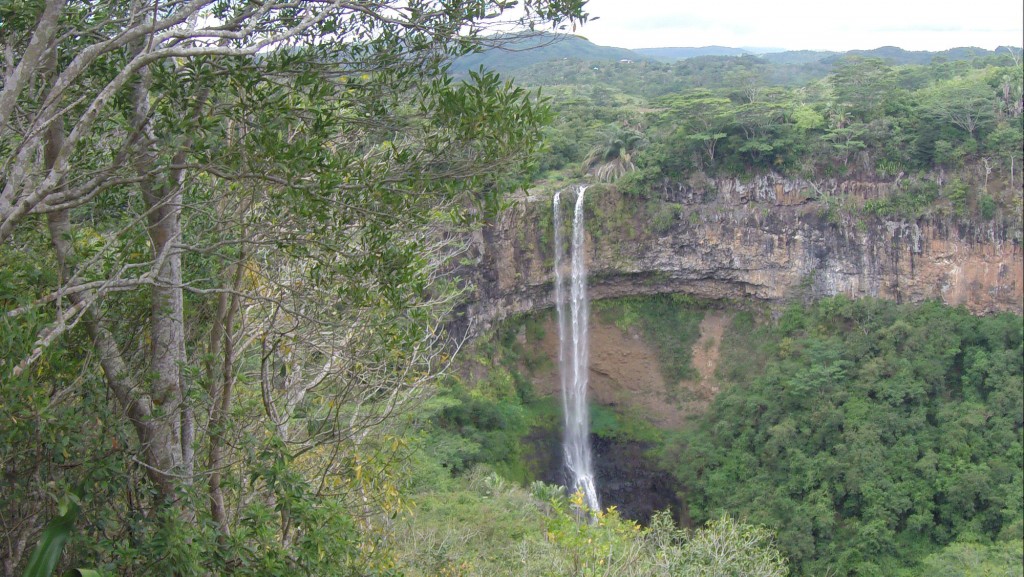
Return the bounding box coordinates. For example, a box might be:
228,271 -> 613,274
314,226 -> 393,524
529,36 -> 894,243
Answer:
453,33 -> 1018,79
451,32 -> 646,75
634,45 -> 751,61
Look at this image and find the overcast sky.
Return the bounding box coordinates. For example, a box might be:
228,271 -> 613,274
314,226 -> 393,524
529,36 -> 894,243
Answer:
568,0 -> 1024,52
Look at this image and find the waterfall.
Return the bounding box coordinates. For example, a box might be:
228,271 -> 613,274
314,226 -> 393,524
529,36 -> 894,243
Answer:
553,185 -> 600,512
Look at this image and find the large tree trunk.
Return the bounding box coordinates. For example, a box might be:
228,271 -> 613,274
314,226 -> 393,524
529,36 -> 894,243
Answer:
39,52 -> 180,498
131,63 -> 190,498
145,198 -> 188,491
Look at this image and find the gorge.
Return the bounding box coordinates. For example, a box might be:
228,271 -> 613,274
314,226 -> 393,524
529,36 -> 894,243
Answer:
453,171 -> 1024,526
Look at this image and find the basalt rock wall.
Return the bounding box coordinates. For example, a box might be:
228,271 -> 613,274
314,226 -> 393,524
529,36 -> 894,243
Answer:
459,175 -> 1023,335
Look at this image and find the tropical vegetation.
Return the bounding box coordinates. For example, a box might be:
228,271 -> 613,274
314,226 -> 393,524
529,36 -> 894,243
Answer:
2,2 -> 1022,575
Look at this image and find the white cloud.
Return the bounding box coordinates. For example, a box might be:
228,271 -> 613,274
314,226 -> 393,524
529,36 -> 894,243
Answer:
573,0 -> 1024,51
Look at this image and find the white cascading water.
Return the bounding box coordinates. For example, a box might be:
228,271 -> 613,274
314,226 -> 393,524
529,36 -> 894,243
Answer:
553,185 -> 600,512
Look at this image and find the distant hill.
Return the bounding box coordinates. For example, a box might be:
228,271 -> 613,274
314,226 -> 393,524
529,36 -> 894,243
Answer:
740,46 -> 788,54
451,33 -> 645,75
761,50 -> 838,65
451,35 -> 1021,79
633,46 -> 750,61
824,45 -> 1004,65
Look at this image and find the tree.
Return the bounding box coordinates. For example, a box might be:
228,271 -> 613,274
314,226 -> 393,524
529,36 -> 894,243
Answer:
921,74 -> 999,141
920,540 -> 1024,577
0,0 -> 586,573
986,120 -> 1024,187
660,89 -> 732,171
582,123 -> 646,182
676,515 -> 789,577
830,57 -> 896,123
728,88 -> 795,168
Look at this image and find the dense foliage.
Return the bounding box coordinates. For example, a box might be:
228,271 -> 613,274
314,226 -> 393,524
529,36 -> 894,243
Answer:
1,1 -> 588,574
522,48 -> 1022,226
391,465 -> 788,577
414,296 -> 1022,576
669,297 -> 1024,576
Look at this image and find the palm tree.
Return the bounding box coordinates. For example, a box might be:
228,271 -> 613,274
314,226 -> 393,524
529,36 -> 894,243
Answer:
582,125 -> 645,182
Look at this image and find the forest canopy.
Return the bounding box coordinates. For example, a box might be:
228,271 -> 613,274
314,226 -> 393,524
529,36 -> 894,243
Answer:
671,298 -> 1024,576
522,47 -> 1022,213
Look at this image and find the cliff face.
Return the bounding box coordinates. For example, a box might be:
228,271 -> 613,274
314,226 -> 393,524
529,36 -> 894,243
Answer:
460,175 -> 1022,334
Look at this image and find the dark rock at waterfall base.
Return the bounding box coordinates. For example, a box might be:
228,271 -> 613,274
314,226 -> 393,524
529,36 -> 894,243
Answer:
525,430 -> 686,527
592,435 -> 687,527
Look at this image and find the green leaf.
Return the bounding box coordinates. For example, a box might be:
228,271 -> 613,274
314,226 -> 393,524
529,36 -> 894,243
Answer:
22,499 -> 80,577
